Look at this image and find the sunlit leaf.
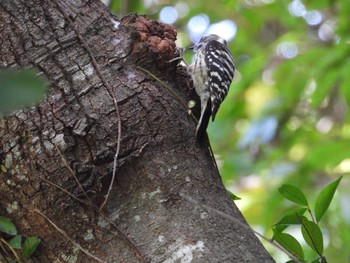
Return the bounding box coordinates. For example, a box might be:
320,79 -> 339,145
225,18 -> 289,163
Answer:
0,215 -> 17,235
279,184 -> 308,206
315,177 -> 342,222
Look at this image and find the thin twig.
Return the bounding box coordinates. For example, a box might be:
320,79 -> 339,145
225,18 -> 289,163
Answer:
39,177 -> 149,262
52,0 -> 122,211
136,66 -> 191,114
307,207 -> 317,224
99,100 -> 121,210
39,176 -> 92,206
98,212 -> 150,263
0,238 -> 22,263
180,193 -> 303,263
34,209 -> 105,263
55,145 -> 89,200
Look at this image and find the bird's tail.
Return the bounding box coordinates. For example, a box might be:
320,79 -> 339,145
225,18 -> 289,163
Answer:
195,101 -> 212,143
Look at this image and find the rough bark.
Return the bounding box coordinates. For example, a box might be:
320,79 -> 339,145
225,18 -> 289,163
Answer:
0,0 -> 274,262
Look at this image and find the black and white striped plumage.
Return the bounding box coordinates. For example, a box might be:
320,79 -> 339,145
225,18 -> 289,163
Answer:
188,34 -> 235,141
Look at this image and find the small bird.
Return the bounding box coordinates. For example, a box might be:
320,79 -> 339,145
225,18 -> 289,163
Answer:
187,34 -> 235,142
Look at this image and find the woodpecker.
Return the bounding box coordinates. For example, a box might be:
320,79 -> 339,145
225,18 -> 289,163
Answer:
187,34 -> 235,142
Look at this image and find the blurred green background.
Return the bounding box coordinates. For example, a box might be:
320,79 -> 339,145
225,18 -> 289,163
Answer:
106,0 -> 350,262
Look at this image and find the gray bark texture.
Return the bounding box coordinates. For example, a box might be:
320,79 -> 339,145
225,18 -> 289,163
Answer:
0,0 -> 275,262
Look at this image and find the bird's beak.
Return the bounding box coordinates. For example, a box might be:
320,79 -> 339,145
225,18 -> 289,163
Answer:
185,45 -> 194,51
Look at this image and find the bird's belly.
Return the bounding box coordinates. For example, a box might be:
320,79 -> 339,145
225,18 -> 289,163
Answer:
191,64 -> 208,95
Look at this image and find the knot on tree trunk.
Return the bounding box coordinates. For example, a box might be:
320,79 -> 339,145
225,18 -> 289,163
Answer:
119,14 -> 179,76
122,14 -> 177,60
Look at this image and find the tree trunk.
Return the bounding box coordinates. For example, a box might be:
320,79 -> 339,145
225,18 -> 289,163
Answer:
0,0 -> 274,262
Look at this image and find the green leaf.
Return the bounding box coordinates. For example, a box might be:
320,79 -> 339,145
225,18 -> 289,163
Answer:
273,229 -> 304,260
0,69 -> 47,115
0,215 -> 17,235
187,100 -> 196,109
9,235 -> 22,249
273,209 -> 306,232
22,236 -> 41,259
226,190 -> 241,200
315,176 -> 342,222
279,184 -> 308,206
301,217 -> 324,255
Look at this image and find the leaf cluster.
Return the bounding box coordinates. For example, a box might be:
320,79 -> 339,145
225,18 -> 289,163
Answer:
0,215 -> 41,261
273,177 -> 342,262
